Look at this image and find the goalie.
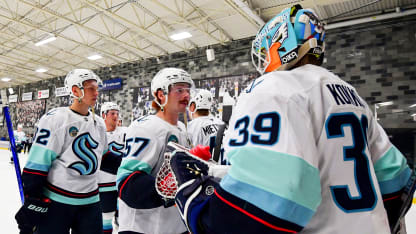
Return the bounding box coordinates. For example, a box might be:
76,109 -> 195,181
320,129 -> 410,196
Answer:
164,5 -> 414,234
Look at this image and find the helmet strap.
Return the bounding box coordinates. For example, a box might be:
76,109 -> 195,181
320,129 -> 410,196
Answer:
154,93 -> 168,112
278,38 -> 318,71
77,89 -> 85,103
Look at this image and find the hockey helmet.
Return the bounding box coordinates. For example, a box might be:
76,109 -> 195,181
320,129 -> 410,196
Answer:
189,89 -> 212,113
251,4 -> 325,74
151,68 -> 194,109
64,69 -> 102,98
100,102 -> 120,116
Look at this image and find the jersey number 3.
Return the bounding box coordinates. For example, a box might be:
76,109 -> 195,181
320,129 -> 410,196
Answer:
326,112 -> 377,213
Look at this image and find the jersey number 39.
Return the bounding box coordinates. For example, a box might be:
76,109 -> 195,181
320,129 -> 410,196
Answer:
229,112 -> 280,146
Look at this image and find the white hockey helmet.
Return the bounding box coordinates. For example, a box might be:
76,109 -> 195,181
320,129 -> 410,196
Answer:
189,89 -> 212,113
64,69 -> 102,98
100,102 -> 120,116
151,68 -> 194,109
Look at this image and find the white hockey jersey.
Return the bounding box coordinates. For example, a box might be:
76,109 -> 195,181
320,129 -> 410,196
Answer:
98,126 -> 126,192
14,130 -> 26,143
222,65 -> 410,234
187,115 -> 224,151
117,114 -> 190,234
24,107 -> 107,205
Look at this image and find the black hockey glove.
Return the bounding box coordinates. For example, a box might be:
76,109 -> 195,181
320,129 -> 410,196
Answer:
170,149 -> 219,233
15,197 -> 51,234
100,151 -> 122,175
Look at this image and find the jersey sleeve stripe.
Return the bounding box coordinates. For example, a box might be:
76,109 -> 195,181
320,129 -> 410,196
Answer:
226,146 -> 321,210
26,145 -> 57,169
378,167 -> 411,195
22,168 -> 48,176
116,159 -> 152,185
214,189 -> 297,233
374,145 -> 411,194
374,146 -> 409,181
220,174 -> 314,227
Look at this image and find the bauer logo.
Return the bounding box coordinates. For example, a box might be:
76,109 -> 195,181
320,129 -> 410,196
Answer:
69,126 -> 79,137
281,50 -> 298,64
28,204 -> 48,213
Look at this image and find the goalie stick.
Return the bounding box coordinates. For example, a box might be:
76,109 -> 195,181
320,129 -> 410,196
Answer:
392,168 -> 416,234
212,123 -> 226,163
1,90 -> 24,204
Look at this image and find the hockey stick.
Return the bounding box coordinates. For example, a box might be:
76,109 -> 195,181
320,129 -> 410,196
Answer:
212,124 -> 226,163
392,168 -> 416,233
1,90 -> 24,204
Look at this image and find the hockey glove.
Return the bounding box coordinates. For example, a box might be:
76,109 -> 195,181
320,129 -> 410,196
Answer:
189,145 -> 211,161
100,150 -> 122,175
15,197 -> 51,234
170,148 -> 219,234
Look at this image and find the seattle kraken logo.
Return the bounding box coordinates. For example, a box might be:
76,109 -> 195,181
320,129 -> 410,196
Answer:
69,133 -> 99,175
108,141 -> 124,157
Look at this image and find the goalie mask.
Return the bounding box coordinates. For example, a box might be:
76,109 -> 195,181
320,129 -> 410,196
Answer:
189,89 -> 213,113
251,4 -> 325,74
151,68 -> 195,110
64,69 -> 102,100
100,102 -> 120,117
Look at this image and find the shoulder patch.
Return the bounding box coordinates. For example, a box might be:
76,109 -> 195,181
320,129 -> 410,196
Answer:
69,126 -> 79,137
167,134 -> 178,143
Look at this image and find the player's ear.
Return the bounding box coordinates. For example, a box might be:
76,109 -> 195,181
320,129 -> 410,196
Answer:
189,103 -> 196,112
72,86 -> 81,98
156,90 -> 166,102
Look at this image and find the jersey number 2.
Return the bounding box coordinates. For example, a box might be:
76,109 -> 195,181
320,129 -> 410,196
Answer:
326,112 -> 377,213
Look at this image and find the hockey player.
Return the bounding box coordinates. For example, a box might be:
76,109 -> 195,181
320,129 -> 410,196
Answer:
15,69 -> 107,233
116,68 -> 194,234
14,124 -> 26,152
99,102 -> 125,233
168,5 -> 413,234
10,124 -> 26,163
187,89 -> 225,155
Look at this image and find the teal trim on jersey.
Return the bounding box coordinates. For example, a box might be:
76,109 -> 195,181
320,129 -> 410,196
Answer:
226,147 -> 321,211
221,174 -> 314,226
374,146 -> 409,181
43,189 -> 99,205
25,161 -> 50,172
99,186 -> 117,192
379,167 -> 411,195
103,219 -> 112,230
116,159 -> 152,185
26,145 -> 57,171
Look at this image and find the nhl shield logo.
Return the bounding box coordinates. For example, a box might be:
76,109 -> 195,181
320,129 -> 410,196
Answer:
205,185 -> 215,196
69,126 -> 79,137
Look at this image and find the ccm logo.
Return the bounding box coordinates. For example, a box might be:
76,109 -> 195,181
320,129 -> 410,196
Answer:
28,204 -> 48,213
281,51 -> 298,64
